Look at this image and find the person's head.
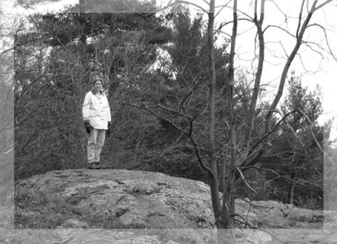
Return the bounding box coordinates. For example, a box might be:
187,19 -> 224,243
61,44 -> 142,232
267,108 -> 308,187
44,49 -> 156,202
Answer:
91,78 -> 104,94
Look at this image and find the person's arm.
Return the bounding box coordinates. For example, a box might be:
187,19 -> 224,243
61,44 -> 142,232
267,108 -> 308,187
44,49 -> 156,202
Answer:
82,92 -> 93,133
105,96 -> 112,135
107,100 -> 111,122
82,92 -> 91,121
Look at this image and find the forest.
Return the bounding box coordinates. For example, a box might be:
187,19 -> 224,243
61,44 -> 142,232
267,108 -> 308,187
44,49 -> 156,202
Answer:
6,0 -> 337,233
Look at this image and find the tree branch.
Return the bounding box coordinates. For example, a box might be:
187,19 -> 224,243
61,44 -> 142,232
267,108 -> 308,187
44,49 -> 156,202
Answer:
266,0 -> 318,135
141,104 -> 216,179
314,0 -> 334,11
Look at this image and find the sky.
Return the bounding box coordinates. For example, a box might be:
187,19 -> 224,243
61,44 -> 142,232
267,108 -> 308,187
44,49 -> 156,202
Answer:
172,0 -> 337,140
237,1 -> 337,139
186,1 -> 337,119
3,0 -> 337,140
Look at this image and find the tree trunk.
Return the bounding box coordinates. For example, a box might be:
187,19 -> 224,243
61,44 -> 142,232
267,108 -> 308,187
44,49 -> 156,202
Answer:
207,0 -> 222,225
244,0 -> 265,147
217,0 -> 237,242
288,174 -> 295,204
79,0 -> 87,44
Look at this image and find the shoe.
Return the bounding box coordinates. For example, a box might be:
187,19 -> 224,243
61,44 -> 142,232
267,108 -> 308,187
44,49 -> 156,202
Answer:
98,162 -> 106,169
88,162 -> 101,169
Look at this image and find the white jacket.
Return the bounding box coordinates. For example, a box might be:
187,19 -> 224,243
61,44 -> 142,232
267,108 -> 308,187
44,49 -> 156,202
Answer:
82,91 -> 111,129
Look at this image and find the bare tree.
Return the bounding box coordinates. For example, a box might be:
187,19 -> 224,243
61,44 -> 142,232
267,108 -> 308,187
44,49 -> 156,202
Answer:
154,0 -> 336,235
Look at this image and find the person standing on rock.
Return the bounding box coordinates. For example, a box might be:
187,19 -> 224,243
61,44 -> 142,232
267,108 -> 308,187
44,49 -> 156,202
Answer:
82,77 -> 112,169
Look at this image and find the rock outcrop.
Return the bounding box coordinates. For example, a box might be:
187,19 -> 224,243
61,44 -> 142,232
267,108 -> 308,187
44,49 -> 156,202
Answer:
16,169 -> 215,230
15,169 -> 218,243
12,169 -> 337,244
235,198 -> 324,228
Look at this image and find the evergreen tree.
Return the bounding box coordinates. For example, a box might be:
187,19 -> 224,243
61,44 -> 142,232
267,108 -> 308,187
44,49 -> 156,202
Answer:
14,2 -> 172,179
258,74 -> 324,208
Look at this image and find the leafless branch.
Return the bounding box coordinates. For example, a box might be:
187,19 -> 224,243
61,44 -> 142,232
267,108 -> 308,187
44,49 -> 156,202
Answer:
282,114 -> 323,178
266,1 -> 317,134
235,166 -> 257,193
148,103 -> 193,120
248,110 -> 297,156
307,23 -> 337,62
141,104 -> 216,179
297,109 -> 335,165
314,0 -> 334,11
263,24 -> 296,38
214,2 -> 232,19
244,166 -> 321,188
153,0 -> 208,14
296,0 -> 306,38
